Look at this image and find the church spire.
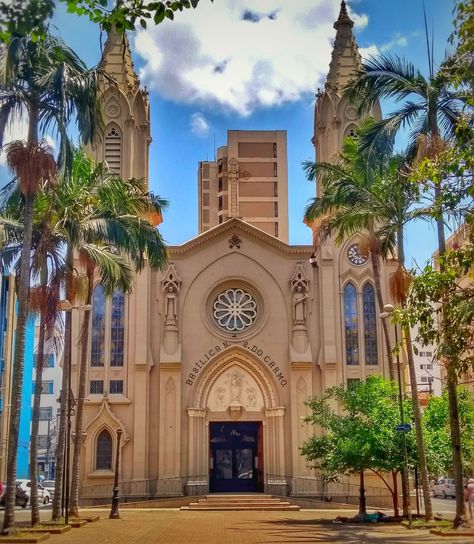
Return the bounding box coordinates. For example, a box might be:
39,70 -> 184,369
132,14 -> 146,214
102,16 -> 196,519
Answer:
325,1 -> 362,92
101,27 -> 140,91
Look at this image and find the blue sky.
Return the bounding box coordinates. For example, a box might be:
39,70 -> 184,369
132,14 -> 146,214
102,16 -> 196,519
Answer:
0,0 -> 457,268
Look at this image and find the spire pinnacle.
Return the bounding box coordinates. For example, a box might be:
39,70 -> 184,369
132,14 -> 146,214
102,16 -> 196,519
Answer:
325,0 -> 361,92
334,1 -> 354,30
101,28 -> 140,90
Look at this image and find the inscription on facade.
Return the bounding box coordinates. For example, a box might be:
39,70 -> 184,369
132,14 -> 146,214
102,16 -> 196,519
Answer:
185,341 -> 287,387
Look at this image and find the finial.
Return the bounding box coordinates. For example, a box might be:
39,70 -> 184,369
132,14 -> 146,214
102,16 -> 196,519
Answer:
334,0 -> 354,29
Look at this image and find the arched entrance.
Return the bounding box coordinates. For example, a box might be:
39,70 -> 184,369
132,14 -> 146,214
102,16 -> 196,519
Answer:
186,347 -> 286,495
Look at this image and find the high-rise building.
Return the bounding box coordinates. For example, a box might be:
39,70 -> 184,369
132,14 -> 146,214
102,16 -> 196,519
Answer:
198,130 -> 288,241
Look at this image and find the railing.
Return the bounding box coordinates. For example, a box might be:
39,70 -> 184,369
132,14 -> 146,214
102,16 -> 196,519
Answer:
80,476 -> 192,500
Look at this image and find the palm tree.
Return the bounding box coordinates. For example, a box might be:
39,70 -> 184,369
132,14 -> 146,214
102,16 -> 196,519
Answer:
0,5 -> 101,532
44,151 -> 168,519
345,51 -> 468,525
304,133 -> 395,382
303,132 -> 434,520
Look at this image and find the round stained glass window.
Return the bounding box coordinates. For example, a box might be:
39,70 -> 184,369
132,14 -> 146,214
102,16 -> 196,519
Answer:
213,288 -> 257,332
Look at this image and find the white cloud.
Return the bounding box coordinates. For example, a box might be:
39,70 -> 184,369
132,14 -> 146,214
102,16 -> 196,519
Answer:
134,0 -> 375,116
380,34 -> 408,53
360,45 -> 380,61
190,112 -> 210,137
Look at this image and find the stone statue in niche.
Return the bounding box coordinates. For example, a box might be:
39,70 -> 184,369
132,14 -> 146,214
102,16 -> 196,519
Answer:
230,371 -> 242,403
292,285 -> 309,326
290,262 -> 311,355
165,284 -> 178,325
161,263 -> 182,356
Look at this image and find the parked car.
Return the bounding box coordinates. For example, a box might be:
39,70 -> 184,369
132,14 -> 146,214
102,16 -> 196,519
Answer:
17,479 -> 51,505
433,478 -> 456,499
41,480 -> 55,499
0,483 -> 29,508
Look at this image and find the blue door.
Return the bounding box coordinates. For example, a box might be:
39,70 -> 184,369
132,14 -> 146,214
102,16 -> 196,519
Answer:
210,422 -> 262,493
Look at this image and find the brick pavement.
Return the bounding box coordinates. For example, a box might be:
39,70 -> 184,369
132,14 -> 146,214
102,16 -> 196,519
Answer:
29,509 -> 474,544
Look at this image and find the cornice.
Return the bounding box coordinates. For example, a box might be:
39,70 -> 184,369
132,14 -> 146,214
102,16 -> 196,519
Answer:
167,218 -> 313,258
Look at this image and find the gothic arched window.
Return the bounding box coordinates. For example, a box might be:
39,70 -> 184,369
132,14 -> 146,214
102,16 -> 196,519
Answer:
104,125 -> 122,174
344,282 -> 359,365
91,285 -> 106,367
96,429 -> 112,470
362,283 -> 378,365
110,289 -> 125,366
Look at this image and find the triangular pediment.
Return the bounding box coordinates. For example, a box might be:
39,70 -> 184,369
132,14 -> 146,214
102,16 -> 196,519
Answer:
168,218 -> 313,258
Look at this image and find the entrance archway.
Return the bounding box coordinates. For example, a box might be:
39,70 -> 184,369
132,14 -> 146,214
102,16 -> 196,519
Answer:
186,347 -> 286,495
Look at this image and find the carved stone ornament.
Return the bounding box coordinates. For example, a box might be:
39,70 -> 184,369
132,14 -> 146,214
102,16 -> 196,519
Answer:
161,262 -> 182,294
289,262 -> 310,294
229,234 -> 241,249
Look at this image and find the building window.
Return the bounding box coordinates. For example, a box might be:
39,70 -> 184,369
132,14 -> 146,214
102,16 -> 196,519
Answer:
109,380 -> 123,394
34,354 -> 54,368
110,290 -> 125,367
39,407 -> 53,421
90,380 -> 104,394
362,283 -> 378,365
34,380 -> 54,394
274,182 -> 278,197
273,162 -> 278,177
273,143 -> 277,158
347,378 -> 360,391
218,196 -> 223,211
344,283 -> 359,365
421,376 -> 428,383
427,364 -> 433,370
91,285 -> 106,367
274,202 -> 278,217
218,178 -> 223,192
104,125 -> 122,174
96,429 -> 112,470
275,223 -> 279,237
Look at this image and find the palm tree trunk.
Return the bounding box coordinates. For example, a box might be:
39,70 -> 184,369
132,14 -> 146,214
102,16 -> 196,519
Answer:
69,269 -> 93,517
30,271 -> 48,526
1,193 -> 35,535
404,326 -> 433,520
369,248 -> 394,380
391,471 -> 399,517
1,100 -> 39,535
51,246 -> 73,521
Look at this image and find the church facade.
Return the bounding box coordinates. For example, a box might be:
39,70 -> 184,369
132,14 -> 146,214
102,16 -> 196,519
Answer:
72,2 -> 397,496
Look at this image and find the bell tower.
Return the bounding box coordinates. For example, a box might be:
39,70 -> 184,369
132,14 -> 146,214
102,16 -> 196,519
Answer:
91,28 -> 151,185
312,1 -> 381,195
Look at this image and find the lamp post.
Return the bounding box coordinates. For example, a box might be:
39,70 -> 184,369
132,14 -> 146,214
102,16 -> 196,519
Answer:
58,300 -> 92,525
109,428 -> 122,519
380,303 -> 412,528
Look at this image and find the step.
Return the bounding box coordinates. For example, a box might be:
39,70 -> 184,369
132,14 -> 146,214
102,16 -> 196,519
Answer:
192,501 -> 292,507
184,505 -> 300,511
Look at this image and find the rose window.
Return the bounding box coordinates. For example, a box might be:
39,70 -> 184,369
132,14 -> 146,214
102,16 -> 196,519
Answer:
213,288 -> 257,331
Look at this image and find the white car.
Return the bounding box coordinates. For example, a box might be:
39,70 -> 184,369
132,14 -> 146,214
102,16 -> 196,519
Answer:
17,480 -> 51,505
41,480 -> 55,499
432,478 -> 456,499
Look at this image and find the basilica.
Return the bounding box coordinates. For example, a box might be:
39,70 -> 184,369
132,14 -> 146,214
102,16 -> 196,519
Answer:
72,1 -> 397,497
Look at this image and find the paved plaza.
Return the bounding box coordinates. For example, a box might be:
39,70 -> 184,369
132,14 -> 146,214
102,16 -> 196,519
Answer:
3,508 -> 471,544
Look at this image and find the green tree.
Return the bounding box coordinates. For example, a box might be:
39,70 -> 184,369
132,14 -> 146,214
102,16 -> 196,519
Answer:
344,42 -> 471,523
0,2 -> 100,530
302,376 -> 415,517
423,388 -> 474,478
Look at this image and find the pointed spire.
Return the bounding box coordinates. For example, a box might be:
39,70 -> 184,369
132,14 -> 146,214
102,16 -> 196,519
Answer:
334,0 -> 353,30
325,1 -> 361,92
101,28 -> 140,91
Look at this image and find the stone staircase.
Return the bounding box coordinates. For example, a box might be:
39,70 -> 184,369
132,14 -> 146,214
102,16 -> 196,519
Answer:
181,494 -> 300,511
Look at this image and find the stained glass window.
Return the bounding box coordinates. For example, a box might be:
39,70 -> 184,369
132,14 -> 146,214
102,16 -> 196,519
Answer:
110,289 -> 125,366
96,429 -> 112,470
91,285 -> 106,366
363,283 -> 378,365
344,283 -> 359,365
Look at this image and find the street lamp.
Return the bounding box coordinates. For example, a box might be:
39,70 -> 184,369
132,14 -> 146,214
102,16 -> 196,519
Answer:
59,300 -> 92,525
380,303 -> 413,528
109,428 -> 123,519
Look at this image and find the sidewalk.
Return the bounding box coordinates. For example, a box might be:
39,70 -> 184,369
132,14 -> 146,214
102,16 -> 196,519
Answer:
14,508 -> 473,544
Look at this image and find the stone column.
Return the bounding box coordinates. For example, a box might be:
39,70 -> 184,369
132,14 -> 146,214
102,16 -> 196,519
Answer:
186,408 -> 208,495
264,407 -> 287,495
